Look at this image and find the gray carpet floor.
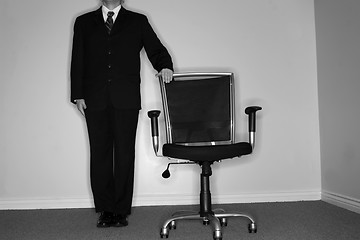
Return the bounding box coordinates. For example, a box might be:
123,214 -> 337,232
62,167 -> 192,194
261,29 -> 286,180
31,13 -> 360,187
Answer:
0,201 -> 360,240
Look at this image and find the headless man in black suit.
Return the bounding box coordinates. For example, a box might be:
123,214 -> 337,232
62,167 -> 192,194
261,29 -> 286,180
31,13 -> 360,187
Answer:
70,0 -> 173,227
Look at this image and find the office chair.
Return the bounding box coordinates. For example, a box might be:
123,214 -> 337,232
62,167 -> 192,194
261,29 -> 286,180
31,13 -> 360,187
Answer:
147,72 -> 262,240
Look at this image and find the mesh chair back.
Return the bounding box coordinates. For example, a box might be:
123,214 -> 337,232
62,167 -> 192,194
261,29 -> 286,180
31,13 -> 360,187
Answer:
159,73 -> 235,146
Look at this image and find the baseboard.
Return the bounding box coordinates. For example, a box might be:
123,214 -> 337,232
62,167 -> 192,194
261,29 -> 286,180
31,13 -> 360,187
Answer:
322,191 -> 360,214
0,190 -> 320,210
0,198 -> 94,210
5,191 -> 360,214
133,190 -> 321,207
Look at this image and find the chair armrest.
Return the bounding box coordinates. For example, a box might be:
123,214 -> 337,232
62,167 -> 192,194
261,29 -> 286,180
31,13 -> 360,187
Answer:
245,106 -> 262,149
147,110 -> 161,155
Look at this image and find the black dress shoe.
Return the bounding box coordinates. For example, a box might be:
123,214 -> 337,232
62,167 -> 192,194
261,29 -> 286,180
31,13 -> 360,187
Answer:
112,214 -> 128,227
97,211 -> 113,228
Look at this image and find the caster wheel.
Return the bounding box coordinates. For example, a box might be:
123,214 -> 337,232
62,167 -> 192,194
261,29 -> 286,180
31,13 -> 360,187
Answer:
219,217 -> 227,227
203,219 -> 210,225
213,231 -> 223,240
160,228 -> 169,238
248,222 -> 257,233
169,221 -> 176,230
160,234 -> 169,239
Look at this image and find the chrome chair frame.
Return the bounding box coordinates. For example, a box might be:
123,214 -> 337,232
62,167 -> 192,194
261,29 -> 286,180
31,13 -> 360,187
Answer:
148,72 -> 261,240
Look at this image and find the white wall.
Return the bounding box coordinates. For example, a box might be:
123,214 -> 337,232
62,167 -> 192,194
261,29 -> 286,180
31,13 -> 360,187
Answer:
0,0 -> 321,209
315,0 -> 360,213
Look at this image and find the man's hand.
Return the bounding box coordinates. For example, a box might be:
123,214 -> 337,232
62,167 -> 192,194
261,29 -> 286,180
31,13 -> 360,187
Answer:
156,68 -> 173,83
75,99 -> 87,116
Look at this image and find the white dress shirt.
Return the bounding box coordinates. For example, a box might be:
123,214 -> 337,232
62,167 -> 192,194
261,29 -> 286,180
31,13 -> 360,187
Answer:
102,4 -> 121,22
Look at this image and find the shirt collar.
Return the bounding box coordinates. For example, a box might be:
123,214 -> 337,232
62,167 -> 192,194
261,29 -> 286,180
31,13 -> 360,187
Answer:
102,4 -> 121,22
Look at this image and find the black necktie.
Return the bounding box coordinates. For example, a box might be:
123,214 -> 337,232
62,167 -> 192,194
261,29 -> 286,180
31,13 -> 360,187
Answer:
105,11 -> 114,34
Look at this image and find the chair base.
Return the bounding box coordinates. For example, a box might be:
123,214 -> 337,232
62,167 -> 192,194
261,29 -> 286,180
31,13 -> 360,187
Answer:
159,209 -> 257,240
160,162 -> 257,239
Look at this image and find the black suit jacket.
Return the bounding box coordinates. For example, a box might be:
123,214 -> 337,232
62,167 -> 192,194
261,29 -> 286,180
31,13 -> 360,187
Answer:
70,7 -> 173,110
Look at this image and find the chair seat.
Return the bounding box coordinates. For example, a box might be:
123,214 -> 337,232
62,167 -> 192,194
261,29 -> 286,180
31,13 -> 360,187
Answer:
162,142 -> 252,162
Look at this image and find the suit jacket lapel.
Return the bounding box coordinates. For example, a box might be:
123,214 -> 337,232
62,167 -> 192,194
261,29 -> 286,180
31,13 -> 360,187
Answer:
94,7 -> 104,26
111,7 -> 128,35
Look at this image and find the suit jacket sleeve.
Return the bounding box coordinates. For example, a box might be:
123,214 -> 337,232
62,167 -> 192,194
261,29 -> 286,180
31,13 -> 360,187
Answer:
141,16 -> 173,73
70,18 -> 84,104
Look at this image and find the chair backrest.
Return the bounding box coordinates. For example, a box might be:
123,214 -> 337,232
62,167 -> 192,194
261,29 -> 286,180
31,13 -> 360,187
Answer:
159,73 -> 235,146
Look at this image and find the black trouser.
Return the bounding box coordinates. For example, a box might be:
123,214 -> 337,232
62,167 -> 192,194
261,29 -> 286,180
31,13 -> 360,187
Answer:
85,105 -> 139,215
